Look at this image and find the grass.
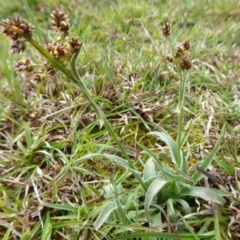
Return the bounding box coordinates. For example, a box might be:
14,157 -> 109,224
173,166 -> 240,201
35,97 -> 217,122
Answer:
0,0 -> 240,239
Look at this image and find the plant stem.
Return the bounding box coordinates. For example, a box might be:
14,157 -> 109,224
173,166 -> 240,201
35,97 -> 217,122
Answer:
176,70 -> 187,172
166,36 -> 187,172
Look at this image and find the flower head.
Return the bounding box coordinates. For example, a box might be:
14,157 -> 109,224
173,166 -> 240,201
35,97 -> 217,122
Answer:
162,22 -> 170,37
1,17 -> 34,53
51,10 -> 70,35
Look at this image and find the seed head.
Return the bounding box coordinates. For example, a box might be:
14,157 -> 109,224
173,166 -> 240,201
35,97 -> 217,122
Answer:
180,58 -> 192,70
175,46 -> 184,58
51,10 -> 70,35
15,58 -> 33,72
1,17 -> 34,40
162,22 -> 170,37
69,37 -> 82,53
183,41 -> 190,50
1,17 -> 34,54
165,56 -> 173,62
11,40 -> 26,53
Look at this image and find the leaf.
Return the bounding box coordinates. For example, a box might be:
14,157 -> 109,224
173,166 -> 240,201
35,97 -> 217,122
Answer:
43,203 -> 79,212
41,212 -> 52,240
192,123 -> 226,182
94,201 -> 117,230
143,158 -> 156,182
182,186 -> 230,205
144,177 -> 168,220
150,131 -> 186,172
2,225 -> 11,240
175,199 -> 191,215
213,203 -> 221,240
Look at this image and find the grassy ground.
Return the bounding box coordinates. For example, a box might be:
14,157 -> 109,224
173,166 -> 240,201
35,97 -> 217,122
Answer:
0,0 -> 240,239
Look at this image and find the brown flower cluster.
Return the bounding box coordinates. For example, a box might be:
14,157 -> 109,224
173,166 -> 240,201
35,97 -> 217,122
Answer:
175,41 -> 192,70
42,10 -> 82,75
162,22 -> 192,71
51,9 -> 70,35
15,58 -> 33,72
162,22 -> 170,37
1,10 -> 82,83
0,17 -> 34,53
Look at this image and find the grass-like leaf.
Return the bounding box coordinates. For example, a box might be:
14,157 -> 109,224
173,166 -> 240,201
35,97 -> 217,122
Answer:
41,212 -> 52,240
192,123 -> 226,182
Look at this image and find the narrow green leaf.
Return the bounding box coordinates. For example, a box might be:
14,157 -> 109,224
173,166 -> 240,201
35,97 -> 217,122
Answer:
213,203 -> 221,240
43,203 -> 79,212
16,140 -> 27,153
24,125 -> 32,149
110,231 -> 204,239
2,226 -> 11,240
193,123 -> 226,182
179,213 -> 200,240
41,212 -> 52,240
138,143 -> 176,180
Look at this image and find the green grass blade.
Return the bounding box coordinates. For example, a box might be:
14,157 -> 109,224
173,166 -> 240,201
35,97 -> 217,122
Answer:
192,123 -> 226,182
22,0 -> 43,43
213,203 -> 221,240
2,226 -> 11,240
179,213 -> 200,240
41,212 -> 52,240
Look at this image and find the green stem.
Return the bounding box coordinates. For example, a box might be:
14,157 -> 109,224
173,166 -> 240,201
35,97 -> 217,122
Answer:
176,70 -> 187,172
166,36 -> 187,172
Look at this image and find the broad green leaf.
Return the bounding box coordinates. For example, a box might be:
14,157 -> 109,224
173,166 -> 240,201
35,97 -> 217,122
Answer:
182,187 -> 230,205
94,201 -> 117,230
143,158 -> 156,182
144,177 -> 168,220
150,131 -> 186,172
174,199 -> 191,215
